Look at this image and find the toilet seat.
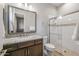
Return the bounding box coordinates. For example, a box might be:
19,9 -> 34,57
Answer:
44,43 -> 55,51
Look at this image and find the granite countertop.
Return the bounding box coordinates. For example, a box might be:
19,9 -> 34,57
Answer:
3,35 -> 43,45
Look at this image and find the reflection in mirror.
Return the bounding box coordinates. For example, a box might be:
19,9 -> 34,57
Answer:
15,13 -> 24,33
4,5 -> 36,36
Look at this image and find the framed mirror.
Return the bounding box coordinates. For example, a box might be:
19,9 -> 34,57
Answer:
3,5 -> 37,36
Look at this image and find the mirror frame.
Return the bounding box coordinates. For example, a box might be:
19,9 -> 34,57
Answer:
4,5 -> 37,37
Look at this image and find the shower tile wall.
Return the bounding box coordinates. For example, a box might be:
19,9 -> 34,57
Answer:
50,25 -> 62,49
50,24 -> 76,50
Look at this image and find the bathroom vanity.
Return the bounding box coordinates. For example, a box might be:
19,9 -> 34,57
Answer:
3,4 -> 43,56
3,35 -> 43,56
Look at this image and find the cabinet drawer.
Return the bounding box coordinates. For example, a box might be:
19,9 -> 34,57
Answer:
10,48 -> 25,56
3,44 -> 18,52
34,39 -> 43,44
18,40 -> 34,48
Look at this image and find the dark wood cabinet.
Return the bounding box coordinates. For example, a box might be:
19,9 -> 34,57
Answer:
28,44 -> 43,56
3,39 -> 43,56
10,48 -> 25,56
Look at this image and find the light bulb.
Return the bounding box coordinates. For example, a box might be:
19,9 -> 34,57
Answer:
17,3 -> 22,6
58,16 -> 63,19
29,5 -> 33,10
25,3 -> 28,7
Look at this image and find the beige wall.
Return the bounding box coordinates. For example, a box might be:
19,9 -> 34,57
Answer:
29,3 -> 57,36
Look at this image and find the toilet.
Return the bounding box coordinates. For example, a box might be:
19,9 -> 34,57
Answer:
43,36 -> 55,56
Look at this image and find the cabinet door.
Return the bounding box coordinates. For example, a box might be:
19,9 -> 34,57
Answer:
28,44 -> 43,56
25,48 -> 28,56
10,48 -> 25,56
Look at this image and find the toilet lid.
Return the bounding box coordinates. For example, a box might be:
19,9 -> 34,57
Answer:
45,43 -> 55,49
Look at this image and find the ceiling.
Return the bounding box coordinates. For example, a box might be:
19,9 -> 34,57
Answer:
51,3 -> 64,7
28,3 -> 65,8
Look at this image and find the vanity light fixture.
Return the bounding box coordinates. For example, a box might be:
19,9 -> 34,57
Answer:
17,3 -> 28,8
58,16 -> 63,19
17,3 -> 34,11
25,3 -> 28,7
17,3 -> 23,6
28,5 -> 33,10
